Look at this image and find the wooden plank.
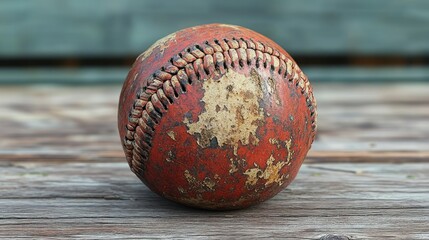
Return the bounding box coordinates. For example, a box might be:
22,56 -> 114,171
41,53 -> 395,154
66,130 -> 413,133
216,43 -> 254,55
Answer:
0,84 -> 428,238
1,0 -> 429,56
0,160 -> 427,238
3,151 -> 429,164
1,84 -> 428,162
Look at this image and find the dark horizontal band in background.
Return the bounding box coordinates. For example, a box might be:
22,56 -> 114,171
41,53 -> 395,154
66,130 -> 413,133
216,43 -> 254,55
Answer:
1,55 -> 429,68
1,67 -> 428,85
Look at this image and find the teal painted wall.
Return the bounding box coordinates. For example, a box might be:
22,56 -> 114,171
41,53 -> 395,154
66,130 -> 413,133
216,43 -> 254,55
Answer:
1,0 -> 429,56
1,0 -> 428,83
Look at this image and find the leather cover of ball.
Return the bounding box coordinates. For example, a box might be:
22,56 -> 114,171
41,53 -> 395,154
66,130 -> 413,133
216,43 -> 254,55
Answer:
118,24 -> 317,210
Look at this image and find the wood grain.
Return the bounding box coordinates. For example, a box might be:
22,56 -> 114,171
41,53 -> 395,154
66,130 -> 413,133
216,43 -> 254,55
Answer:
1,0 -> 429,56
1,84 -> 428,161
0,160 -> 427,239
1,84 -> 428,238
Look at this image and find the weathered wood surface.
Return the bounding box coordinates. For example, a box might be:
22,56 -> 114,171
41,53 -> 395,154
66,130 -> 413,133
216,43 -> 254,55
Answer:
1,0 -> 429,56
0,84 -> 428,238
0,161 -> 428,239
1,84 -> 428,160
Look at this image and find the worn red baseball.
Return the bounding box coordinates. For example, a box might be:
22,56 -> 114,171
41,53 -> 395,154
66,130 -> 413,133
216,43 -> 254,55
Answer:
118,24 -> 317,210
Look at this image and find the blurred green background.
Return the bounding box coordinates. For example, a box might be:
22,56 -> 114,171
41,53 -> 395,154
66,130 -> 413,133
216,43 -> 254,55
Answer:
1,0 -> 428,84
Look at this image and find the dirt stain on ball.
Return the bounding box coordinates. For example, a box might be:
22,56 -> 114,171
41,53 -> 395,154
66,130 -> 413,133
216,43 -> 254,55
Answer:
184,70 -> 265,155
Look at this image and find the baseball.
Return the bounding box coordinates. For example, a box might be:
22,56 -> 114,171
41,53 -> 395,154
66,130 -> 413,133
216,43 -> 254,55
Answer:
118,24 -> 317,210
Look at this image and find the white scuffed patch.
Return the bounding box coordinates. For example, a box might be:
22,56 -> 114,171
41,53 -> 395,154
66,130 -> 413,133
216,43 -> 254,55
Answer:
269,137 -> 294,165
217,24 -> 242,31
184,70 -> 265,153
137,32 -> 177,61
166,150 -> 174,163
184,170 -> 219,192
285,138 -> 293,166
229,158 -> 246,174
244,154 -> 289,188
167,130 -> 176,141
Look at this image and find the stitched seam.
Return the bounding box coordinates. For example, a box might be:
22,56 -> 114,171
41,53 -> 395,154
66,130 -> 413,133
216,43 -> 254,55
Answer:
123,37 -> 317,172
